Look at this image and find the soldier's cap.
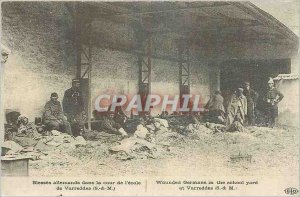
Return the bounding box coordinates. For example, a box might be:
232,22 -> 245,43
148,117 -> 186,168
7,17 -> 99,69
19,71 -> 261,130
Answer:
51,92 -> 58,98
243,81 -> 250,85
237,87 -> 244,92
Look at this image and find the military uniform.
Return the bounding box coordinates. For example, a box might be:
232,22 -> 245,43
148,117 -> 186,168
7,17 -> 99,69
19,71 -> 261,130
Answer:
62,87 -> 86,136
226,91 -> 247,130
243,88 -> 259,125
264,87 -> 284,127
43,100 -> 72,135
62,88 -> 84,117
108,105 -> 127,128
204,93 -> 225,124
101,115 -> 123,135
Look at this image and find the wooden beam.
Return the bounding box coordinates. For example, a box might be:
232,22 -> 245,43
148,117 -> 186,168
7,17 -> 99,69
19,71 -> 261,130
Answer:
147,23 -> 263,35
85,2 -> 139,23
89,43 -> 187,63
75,3 -> 82,79
99,2 -> 132,14
106,3 -> 231,17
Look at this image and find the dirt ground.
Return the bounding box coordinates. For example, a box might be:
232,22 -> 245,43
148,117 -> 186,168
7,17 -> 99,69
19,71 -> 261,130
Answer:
29,125 -> 299,177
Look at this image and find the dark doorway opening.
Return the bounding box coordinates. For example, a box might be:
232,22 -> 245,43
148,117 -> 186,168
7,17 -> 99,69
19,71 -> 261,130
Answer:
220,58 -> 291,95
220,58 -> 291,112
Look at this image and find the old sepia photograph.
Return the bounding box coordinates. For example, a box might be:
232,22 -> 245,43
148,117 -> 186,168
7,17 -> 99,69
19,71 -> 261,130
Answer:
0,0 -> 299,196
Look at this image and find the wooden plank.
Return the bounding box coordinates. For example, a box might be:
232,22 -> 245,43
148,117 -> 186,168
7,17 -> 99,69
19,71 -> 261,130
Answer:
108,3 -> 231,17
1,158 -> 30,176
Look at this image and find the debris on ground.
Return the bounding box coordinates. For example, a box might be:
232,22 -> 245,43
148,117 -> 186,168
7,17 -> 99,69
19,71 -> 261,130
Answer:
186,123 -> 213,135
109,137 -> 156,160
134,125 -> 149,139
2,129 -> 87,161
2,114 -> 297,177
82,130 -> 120,142
154,118 -> 169,128
165,115 -> 195,126
2,140 -> 23,152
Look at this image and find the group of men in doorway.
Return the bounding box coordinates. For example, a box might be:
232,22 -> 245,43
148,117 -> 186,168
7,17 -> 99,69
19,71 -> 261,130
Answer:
204,78 -> 284,129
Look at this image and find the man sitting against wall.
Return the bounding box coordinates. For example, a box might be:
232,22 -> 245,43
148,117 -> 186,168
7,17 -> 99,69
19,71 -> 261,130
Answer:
43,92 -> 72,135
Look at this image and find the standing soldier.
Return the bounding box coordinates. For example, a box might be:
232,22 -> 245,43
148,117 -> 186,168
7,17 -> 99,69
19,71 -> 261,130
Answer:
264,78 -> 284,128
63,79 -> 86,136
242,81 -> 259,126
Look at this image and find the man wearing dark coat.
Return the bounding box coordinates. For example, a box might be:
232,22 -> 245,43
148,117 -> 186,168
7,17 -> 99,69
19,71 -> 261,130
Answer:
242,81 -> 259,125
62,79 -> 86,136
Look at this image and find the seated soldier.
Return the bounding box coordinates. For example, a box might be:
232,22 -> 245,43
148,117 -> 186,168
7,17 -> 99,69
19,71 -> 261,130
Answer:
99,111 -> 128,136
204,90 -> 225,124
4,110 -> 21,140
17,115 -> 40,137
11,115 -> 42,147
43,92 -> 72,135
107,98 -> 128,129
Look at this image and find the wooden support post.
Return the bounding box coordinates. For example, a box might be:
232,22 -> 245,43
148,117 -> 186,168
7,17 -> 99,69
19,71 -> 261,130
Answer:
134,15 -> 152,116
178,40 -> 191,111
75,3 -> 82,79
87,22 -> 92,130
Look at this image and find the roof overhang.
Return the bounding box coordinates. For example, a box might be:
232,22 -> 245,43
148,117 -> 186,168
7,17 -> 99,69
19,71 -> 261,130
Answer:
70,1 -> 299,63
